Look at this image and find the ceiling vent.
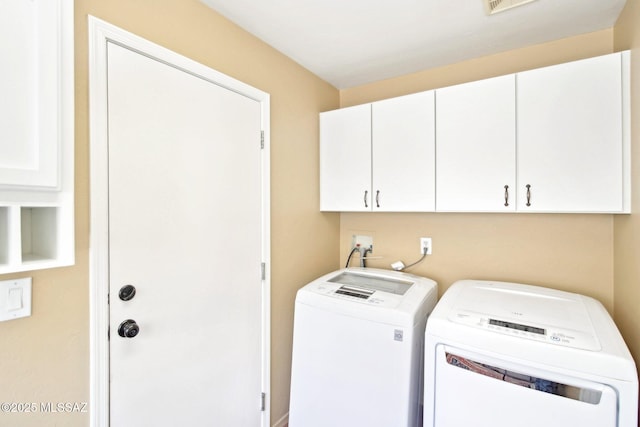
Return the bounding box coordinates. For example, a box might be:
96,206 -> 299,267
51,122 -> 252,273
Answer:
484,0 -> 537,15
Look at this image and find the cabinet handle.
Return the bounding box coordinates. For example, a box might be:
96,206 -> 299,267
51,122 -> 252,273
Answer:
376,190 -> 380,208
526,184 -> 532,207
504,185 -> 509,207
364,190 -> 368,208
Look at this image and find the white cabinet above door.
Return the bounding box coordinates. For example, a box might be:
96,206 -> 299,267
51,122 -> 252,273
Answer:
516,51 -> 629,213
372,91 -> 435,212
436,75 -> 516,212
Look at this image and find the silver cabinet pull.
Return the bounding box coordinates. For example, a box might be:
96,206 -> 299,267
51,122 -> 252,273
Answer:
504,185 -> 509,207
376,190 -> 380,208
364,190 -> 368,208
526,184 -> 532,206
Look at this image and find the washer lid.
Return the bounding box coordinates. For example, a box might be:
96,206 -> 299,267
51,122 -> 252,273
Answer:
448,281 -> 601,351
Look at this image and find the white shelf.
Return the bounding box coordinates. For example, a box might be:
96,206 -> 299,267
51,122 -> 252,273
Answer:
0,205 -> 73,274
21,207 -> 58,262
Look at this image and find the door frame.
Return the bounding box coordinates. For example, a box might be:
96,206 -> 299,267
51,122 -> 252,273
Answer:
88,16 -> 271,427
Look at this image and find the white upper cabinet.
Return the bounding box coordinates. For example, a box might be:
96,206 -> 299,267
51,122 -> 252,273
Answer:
319,51 -> 630,214
0,0 -> 73,190
372,91 -> 435,212
320,104 -> 372,211
0,0 -> 74,274
436,75 -> 516,212
516,51 -> 629,213
320,92 -> 435,212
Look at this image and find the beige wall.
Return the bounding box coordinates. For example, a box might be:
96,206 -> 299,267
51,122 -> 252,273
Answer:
614,0 -> 640,369
0,0 -> 339,425
339,30 -> 618,312
341,213 -> 615,309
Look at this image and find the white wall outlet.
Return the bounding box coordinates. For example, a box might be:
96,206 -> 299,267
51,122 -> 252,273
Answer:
352,235 -> 373,252
420,237 -> 432,255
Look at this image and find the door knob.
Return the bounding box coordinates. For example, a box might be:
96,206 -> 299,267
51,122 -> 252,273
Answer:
119,284 -> 136,301
118,319 -> 140,338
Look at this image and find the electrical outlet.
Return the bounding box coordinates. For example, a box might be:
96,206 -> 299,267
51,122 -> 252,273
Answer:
352,235 -> 373,252
420,237 -> 432,255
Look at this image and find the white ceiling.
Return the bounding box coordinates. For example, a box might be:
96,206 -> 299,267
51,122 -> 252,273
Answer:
200,0 -> 627,89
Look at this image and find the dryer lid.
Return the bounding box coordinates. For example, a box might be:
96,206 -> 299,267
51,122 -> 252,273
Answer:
448,281 -> 601,351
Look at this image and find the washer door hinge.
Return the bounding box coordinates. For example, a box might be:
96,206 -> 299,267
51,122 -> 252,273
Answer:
260,392 -> 266,411
260,130 -> 265,149
261,262 -> 266,281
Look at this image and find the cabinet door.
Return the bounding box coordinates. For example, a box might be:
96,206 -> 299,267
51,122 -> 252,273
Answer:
517,53 -> 624,212
372,91 -> 435,212
0,0 -> 72,190
320,104 -> 372,211
436,75 -> 516,212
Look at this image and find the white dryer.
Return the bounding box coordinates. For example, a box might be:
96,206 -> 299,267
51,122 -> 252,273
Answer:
424,280 -> 638,427
289,268 -> 438,427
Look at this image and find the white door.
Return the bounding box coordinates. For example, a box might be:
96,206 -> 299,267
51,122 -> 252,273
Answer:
106,41 -> 265,426
372,91 -> 435,212
435,75 -> 516,212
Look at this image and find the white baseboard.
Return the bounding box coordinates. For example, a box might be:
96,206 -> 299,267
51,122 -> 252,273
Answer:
272,412 -> 289,427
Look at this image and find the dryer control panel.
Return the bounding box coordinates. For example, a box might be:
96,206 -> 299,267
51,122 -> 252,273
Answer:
444,280 -> 602,352
450,310 -> 601,351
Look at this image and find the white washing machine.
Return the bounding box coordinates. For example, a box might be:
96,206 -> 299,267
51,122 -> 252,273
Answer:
289,268 -> 438,427
424,280 -> 638,427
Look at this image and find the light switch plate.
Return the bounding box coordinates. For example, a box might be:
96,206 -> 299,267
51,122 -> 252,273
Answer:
0,277 -> 32,322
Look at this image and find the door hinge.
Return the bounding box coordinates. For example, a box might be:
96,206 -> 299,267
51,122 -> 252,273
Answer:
261,262 -> 266,280
261,392 -> 266,411
260,130 -> 264,149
